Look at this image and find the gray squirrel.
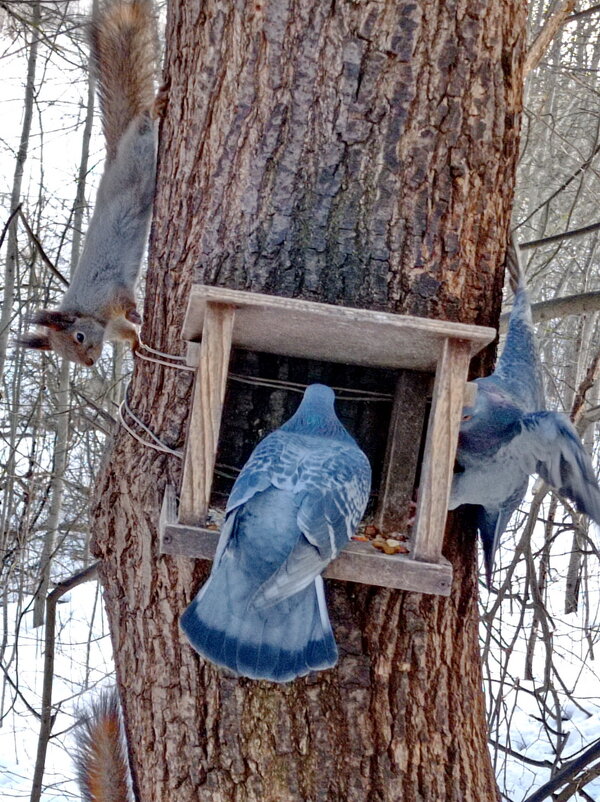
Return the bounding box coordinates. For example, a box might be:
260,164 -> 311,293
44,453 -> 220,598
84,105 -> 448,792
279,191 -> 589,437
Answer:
20,0 -> 165,366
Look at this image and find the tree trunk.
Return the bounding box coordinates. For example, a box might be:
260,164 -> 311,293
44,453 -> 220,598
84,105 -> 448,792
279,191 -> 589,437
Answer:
0,0 -> 40,379
92,0 -> 525,800
33,36 -> 96,627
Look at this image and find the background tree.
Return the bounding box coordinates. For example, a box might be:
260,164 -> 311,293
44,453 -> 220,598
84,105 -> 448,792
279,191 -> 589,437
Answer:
0,5 -> 127,797
91,0 -> 525,799
483,3 -> 600,798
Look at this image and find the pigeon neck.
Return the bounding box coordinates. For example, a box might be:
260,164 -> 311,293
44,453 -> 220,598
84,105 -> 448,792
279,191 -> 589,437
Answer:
280,403 -> 353,442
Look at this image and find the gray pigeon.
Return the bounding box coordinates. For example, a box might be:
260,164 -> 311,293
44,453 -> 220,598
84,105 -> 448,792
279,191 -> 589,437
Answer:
180,384 -> 371,682
449,244 -> 600,587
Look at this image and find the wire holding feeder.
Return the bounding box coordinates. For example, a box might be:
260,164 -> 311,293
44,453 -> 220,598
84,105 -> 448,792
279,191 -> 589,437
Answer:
122,339 -> 392,459
118,388 -> 183,458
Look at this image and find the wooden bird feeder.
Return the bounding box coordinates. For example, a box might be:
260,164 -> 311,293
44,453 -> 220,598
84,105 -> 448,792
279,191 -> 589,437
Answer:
159,285 -> 495,597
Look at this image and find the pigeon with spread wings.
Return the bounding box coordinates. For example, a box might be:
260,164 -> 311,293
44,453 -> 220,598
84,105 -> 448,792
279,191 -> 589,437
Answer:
449,242 -> 600,587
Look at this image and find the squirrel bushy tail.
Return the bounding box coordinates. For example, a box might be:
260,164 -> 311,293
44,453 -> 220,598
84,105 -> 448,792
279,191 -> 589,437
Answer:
90,0 -> 157,162
74,687 -> 132,802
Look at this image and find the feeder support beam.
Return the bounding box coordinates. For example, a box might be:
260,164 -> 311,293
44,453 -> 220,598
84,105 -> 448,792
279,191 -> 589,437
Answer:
412,338 -> 472,563
179,302 -> 236,525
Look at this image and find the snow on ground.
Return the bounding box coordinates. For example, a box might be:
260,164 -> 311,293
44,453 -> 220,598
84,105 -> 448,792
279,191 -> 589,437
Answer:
2,558 -> 600,801
495,685 -> 600,801
482,495 -> 600,802
0,581 -> 114,801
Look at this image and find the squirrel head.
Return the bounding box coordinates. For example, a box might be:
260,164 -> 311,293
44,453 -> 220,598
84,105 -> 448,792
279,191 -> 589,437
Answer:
19,310 -> 106,366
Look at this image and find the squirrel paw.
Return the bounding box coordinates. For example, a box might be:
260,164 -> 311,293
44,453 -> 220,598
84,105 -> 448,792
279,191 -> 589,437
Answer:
106,315 -> 140,350
151,80 -> 170,119
126,308 -> 142,325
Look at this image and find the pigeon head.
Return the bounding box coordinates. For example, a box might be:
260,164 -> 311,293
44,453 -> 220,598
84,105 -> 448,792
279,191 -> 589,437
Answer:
301,383 -> 336,407
280,384 -> 354,441
458,380 -> 523,455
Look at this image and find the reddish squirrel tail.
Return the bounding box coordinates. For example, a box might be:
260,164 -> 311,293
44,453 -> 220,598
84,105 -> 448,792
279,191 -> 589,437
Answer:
90,0 -> 157,162
74,687 -> 132,802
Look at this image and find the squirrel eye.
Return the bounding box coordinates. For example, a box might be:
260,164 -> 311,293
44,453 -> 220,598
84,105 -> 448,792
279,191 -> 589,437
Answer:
75,332 -> 86,344
462,414 -> 473,422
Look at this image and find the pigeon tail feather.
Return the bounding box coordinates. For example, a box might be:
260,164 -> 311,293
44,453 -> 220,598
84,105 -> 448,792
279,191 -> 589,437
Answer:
506,234 -> 526,294
476,507 -> 501,589
180,559 -> 337,683
475,487 -> 525,589
495,276 -> 545,410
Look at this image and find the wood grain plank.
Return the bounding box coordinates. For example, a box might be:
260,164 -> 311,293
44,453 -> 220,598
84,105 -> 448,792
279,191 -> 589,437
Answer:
412,338 -> 472,563
464,381 -> 478,406
376,371 -> 433,531
182,285 -> 495,371
160,489 -> 452,596
179,303 -> 235,525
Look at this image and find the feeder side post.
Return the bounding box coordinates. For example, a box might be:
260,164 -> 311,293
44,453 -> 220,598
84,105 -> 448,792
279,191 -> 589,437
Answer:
179,303 -> 235,525
376,371 -> 433,532
412,338 -> 471,563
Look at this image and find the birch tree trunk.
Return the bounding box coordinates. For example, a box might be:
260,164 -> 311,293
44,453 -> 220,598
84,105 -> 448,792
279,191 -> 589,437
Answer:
92,1 -> 526,799
33,38 -> 96,628
0,0 -> 40,379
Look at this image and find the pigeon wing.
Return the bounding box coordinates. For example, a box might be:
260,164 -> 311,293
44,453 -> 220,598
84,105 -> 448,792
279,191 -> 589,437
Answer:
225,430 -> 290,513
296,451 -> 371,558
253,446 -> 371,608
516,411 -> 600,524
476,478 -> 527,588
210,431 -> 287,568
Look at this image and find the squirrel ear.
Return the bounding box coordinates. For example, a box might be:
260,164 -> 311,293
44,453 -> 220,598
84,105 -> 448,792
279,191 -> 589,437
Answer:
16,333 -> 53,351
32,309 -> 76,331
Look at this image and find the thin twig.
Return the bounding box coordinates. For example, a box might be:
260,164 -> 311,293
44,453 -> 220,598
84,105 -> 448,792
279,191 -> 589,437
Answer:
0,204 -> 22,254
521,220 -> 600,250
18,209 -> 69,288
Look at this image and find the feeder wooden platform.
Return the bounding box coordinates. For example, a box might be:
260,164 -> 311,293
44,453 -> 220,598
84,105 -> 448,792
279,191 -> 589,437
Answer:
159,285 -> 496,597
160,486 -> 453,595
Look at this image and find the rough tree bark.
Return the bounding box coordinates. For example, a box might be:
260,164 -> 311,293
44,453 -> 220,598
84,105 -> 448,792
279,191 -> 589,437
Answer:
92,1 -> 526,800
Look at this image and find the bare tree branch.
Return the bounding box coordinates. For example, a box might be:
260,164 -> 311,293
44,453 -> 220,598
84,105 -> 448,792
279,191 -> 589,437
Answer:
524,0 -> 577,77
500,291 -> 600,331
521,220 -> 600,251
569,3 -> 600,22
29,562 -> 99,802
571,350 -> 600,424
514,143 -> 600,230
582,403 -> 600,423
555,770 -> 600,802
18,209 -> 69,288
523,739 -> 600,802
0,204 -> 22,254
489,738 -> 554,769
